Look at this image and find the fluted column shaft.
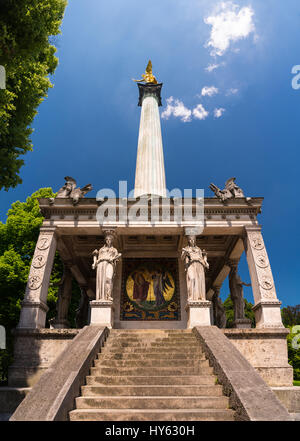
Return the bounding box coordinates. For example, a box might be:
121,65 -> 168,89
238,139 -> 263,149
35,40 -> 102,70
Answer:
134,87 -> 166,198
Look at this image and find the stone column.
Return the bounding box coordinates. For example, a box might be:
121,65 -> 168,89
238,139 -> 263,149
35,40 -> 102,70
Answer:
212,286 -> 227,328
244,226 -> 284,328
134,83 -> 166,198
18,227 -> 57,329
49,262 -> 73,329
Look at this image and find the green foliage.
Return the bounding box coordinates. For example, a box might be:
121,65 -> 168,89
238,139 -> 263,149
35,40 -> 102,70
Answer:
223,294 -> 256,328
281,305 -> 300,328
0,188 -> 74,384
0,0 -> 67,190
286,326 -> 300,381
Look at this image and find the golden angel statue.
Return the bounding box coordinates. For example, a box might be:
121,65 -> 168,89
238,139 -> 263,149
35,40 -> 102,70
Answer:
132,60 -> 158,84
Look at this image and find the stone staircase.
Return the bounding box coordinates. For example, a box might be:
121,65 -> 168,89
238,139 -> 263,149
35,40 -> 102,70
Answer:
69,329 -> 235,421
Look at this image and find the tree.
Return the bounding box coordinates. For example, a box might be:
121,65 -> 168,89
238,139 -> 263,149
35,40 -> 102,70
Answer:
0,0 -> 67,190
281,305 -> 300,381
281,305 -> 300,328
287,327 -> 300,381
223,294 -> 256,328
0,188 -> 80,384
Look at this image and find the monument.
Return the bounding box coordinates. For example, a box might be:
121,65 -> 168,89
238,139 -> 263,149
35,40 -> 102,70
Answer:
8,61 -> 293,397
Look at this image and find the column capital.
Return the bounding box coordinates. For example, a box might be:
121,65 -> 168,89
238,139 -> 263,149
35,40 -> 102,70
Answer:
244,225 -> 262,234
137,82 -> 163,106
39,226 -> 57,234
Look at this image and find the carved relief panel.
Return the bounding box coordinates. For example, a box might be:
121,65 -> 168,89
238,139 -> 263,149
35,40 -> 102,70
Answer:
247,230 -> 277,301
25,231 -> 57,302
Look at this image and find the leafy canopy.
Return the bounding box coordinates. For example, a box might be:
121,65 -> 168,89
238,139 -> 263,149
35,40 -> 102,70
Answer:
0,187 -> 81,383
0,0 -> 67,190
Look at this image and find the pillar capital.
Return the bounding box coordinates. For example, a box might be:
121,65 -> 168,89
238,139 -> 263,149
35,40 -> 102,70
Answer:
137,82 -> 163,106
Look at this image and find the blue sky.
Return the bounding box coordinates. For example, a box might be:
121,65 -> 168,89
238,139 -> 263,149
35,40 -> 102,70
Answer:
0,0 -> 299,306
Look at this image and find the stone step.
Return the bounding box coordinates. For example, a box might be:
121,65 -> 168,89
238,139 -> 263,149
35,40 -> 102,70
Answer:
104,342 -> 200,349
86,375 -> 216,386
110,329 -> 193,333
101,346 -> 203,354
97,352 -> 206,360
75,395 -> 229,410
109,332 -> 194,337
69,408 -> 235,421
90,366 -> 214,376
107,337 -> 198,344
94,358 -> 209,368
81,385 -> 223,397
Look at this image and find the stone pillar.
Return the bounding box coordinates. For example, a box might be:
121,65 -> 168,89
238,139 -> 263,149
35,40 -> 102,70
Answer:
212,286 -> 227,328
49,262 -> 73,329
134,83 -> 166,198
244,226 -> 284,328
18,227 -> 57,329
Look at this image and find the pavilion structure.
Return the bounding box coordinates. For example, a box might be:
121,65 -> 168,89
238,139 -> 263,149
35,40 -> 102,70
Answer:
9,62 -> 293,390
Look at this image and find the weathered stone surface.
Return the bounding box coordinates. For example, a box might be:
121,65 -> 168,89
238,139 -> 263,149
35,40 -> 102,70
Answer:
10,326 -> 109,421
272,387 -> 300,413
70,329 -> 234,421
223,328 -> 293,386
8,328 -> 79,387
69,408 -> 235,421
194,326 -> 292,421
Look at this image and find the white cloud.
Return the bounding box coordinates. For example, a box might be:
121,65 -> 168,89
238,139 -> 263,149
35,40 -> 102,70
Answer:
201,86 -> 219,97
214,107 -> 226,118
204,2 -> 255,56
162,98 -> 210,122
205,62 -> 225,72
193,104 -> 209,120
226,88 -> 238,95
161,97 -> 192,122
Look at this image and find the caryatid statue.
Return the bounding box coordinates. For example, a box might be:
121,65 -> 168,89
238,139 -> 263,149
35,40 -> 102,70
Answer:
228,260 -> 251,321
92,231 -> 121,302
181,235 -> 209,301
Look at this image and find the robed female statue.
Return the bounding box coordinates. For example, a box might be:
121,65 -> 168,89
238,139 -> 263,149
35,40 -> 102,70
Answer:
92,232 -> 121,301
181,235 -> 209,301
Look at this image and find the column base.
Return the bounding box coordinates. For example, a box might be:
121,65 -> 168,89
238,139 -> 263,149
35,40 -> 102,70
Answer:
17,301 -> 49,329
233,318 -> 252,329
185,301 -> 212,328
90,301 -> 114,328
49,318 -> 70,329
253,301 -> 284,328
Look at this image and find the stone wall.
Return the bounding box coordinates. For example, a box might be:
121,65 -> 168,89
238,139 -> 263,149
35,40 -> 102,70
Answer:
223,328 -> 293,387
8,329 -> 79,387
